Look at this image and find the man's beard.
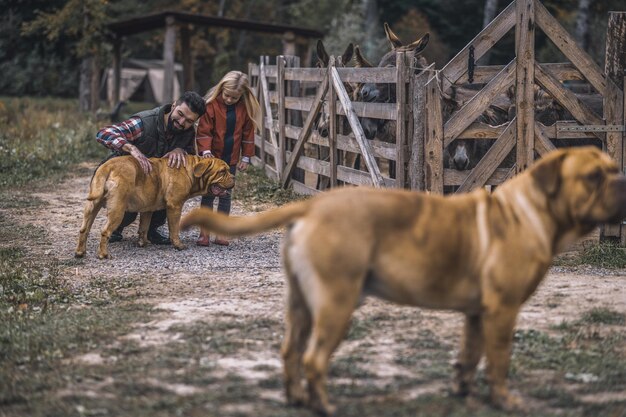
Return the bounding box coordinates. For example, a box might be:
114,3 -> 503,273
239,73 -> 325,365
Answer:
167,114 -> 186,133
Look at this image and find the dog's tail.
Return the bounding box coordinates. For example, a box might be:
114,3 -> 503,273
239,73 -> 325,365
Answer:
87,165 -> 109,201
181,200 -> 311,237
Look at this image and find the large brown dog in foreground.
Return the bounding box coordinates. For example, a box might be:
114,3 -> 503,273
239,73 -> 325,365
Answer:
75,155 -> 234,259
181,147 -> 626,415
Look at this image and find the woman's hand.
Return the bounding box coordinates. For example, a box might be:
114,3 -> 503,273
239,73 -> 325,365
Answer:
237,160 -> 249,171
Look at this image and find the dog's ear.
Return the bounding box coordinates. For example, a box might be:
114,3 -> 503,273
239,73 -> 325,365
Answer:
193,159 -> 214,178
531,151 -> 567,196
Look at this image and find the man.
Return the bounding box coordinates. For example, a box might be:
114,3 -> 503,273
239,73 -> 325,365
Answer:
96,91 -> 206,244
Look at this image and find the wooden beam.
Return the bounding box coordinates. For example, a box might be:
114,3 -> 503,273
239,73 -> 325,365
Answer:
515,0 -> 535,174
280,68 -> 329,188
329,57 -> 338,187
259,59 -> 278,148
444,59 -> 516,146
330,66 -> 384,188
457,118 -> 517,193
534,123 -> 557,157
162,15 -> 176,104
535,0 -> 607,96
180,25 -> 193,91
277,56 -> 286,174
441,1 -> 515,91
424,76 -> 444,194
409,67 -> 432,190
395,51 -> 408,188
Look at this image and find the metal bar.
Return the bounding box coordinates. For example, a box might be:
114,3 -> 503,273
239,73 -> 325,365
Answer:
556,125 -> 625,132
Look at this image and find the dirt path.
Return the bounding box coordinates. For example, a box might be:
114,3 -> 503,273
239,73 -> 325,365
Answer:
6,162 -> 626,417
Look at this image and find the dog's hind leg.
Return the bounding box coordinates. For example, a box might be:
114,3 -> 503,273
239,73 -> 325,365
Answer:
75,199 -> 104,258
137,212 -> 153,247
98,198 -> 127,259
453,314 -> 484,397
281,256 -> 312,408
301,275 -> 363,416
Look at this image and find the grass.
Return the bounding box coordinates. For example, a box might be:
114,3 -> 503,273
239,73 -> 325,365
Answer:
554,241 -> 626,268
233,164 -> 305,208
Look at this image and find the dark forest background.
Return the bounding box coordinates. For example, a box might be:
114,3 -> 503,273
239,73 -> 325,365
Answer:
1,0 -> 622,108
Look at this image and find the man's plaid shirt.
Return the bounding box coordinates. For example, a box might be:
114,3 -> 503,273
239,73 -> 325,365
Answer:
96,117 -> 144,151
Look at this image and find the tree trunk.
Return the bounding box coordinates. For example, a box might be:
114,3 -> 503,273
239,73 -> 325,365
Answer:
363,0 -> 380,58
79,57 -> 92,112
479,0 -> 499,64
575,0 -> 591,50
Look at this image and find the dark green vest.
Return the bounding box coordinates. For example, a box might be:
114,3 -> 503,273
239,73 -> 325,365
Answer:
130,104 -> 196,158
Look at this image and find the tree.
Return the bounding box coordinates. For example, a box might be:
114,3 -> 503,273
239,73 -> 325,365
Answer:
22,0 -> 111,112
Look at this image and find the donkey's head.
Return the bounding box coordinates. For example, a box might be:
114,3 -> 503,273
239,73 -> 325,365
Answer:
357,23 -> 430,140
315,40 -> 355,138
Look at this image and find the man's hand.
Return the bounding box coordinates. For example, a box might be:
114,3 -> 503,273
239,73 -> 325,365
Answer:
125,144 -> 152,174
164,148 -> 187,169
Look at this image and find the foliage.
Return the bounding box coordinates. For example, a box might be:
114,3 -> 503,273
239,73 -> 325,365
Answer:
0,96 -> 106,188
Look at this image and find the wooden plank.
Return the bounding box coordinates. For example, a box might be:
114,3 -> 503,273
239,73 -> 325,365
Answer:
444,59 -> 516,146
284,67 -> 397,83
277,56 -> 286,175
329,59 -> 338,187
259,59 -> 278,148
284,125 -> 397,160
535,0 -> 607,96
454,63 -> 586,87
457,122 -> 507,139
441,1 -> 516,91
270,94 -> 398,120
249,64 -> 259,77
337,166 -> 396,188
330,66 -> 385,188
534,123 -> 557,157
395,51 -> 407,188
515,0 -> 535,174
280,70 -> 329,188
444,168 -> 515,186
285,151 -> 330,176
424,76 -> 444,194
409,68 -> 431,190
291,181 -> 320,196
457,118 -> 517,193
535,63 -> 604,136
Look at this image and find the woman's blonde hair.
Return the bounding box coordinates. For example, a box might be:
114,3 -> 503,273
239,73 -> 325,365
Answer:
205,71 -> 261,131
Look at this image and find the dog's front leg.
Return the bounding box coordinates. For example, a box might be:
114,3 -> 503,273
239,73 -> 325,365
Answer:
137,212 -> 153,247
453,313 -> 484,397
481,303 -> 524,411
165,205 -> 185,250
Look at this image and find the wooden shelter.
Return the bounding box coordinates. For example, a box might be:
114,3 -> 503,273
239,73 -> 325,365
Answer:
106,11 -> 323,105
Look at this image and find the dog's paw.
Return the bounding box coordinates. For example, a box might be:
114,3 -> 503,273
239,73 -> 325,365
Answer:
492,391 -> 526,412
138,240 -> 147,248
97,252 -> 111,260
74,251 -> 85,259
174,243 -> 186,251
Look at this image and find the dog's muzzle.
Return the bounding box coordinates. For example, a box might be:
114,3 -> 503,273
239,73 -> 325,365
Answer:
210,184 -> 231,197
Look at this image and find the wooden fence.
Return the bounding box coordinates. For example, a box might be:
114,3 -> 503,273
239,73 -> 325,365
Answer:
248,0 -> 625,240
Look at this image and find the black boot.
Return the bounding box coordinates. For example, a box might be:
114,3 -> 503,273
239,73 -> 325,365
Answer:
109,228 -> 123,243
147,228 -> 171,245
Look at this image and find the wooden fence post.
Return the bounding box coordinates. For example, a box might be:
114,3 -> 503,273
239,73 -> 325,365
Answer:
395,51 -> 408,188
602,12 -> 626,241
283,55 -> 305,184
424,75 -> 444,193
409,67 -> 432,190
514,0 -> 535,174
329,57 -> 338,187
277,55 -> 286,176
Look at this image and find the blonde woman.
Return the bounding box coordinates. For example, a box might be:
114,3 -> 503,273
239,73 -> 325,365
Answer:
196,71 -> 261,246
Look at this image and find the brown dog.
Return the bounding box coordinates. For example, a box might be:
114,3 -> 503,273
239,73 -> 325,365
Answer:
181,147 -> 626,415
75,155 -> 234,259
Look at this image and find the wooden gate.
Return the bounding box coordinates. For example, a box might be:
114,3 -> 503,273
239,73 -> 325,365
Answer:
248,53 -> 412,193
418,0 -> 624,239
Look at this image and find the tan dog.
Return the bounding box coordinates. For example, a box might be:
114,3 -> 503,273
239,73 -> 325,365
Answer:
181,147 -> 626,415
75,155 -> 234,259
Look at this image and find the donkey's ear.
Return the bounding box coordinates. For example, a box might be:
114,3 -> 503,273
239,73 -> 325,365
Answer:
384,22 -> 403,49
341,43 -> 354,66
316,39 -> 329,67
406,33 -> 430,55
354,46 -> 374,68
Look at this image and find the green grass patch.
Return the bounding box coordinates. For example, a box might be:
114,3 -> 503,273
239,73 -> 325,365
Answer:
0,96 -> 107,189
234,164 -> 305,208
555,241 -> 626,268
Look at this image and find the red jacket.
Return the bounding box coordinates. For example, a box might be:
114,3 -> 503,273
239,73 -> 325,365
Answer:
196,95 -> 255,165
